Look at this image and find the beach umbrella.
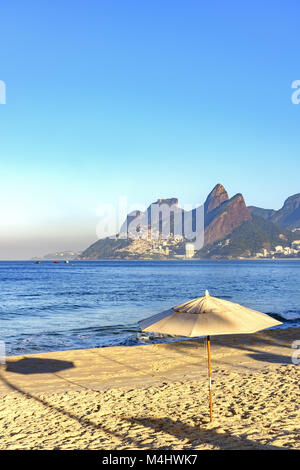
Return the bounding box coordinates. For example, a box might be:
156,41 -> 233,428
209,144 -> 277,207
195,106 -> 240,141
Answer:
139,290 -> 282,421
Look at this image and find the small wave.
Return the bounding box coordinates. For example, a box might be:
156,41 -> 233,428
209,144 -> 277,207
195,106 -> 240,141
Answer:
280,309 -> 300,321
16,294 -> 41,298
52,291 -> 99,297
267,311 -> 300,322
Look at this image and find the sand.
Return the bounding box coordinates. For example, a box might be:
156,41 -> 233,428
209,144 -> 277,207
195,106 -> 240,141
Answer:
0,328 -> 299,450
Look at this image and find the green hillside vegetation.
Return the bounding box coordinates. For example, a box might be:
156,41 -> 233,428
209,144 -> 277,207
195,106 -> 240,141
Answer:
80,237 -> 131,259
197,215 -> 298,259
247,206 -> 276,220
248,194 -> 300,229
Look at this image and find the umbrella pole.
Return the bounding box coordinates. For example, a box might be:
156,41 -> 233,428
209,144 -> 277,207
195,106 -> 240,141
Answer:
207,335 -> 213,422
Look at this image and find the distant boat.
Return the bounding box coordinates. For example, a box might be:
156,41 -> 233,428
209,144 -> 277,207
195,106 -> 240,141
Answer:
53,261 -> 60,264
64,260 -> 69,264
34,260 -> 41,264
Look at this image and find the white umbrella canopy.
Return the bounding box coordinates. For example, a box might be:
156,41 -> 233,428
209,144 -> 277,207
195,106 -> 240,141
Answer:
139,290 -> 282,421
139,290 -> 282,337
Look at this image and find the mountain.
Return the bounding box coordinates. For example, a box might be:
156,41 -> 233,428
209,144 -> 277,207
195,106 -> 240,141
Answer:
270,194 -> 300,229
204,192 -> 251,246
80,238 -> 131,260
79,184 -> 299,260
32,250 -> 81,261
247,206 -> 276,221
118,197 -> 182,240
118,183 -> 251,247
198,215 -> 297,259
248,193 -> 300,230
204,184 -> 229,213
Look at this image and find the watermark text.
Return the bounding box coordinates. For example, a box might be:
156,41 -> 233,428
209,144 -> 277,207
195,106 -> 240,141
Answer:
291,80 -> 300,104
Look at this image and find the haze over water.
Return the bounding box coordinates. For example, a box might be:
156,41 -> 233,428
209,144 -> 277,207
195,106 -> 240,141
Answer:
0,260 -> 299,356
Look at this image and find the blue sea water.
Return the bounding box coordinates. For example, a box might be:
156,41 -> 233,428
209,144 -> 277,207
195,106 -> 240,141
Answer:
0,260 -> 299,356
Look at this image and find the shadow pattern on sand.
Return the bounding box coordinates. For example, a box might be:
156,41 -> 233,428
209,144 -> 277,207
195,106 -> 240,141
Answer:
0,368 -> 292,450
0,331 -> 295,449
0,371 -> 136,447
5,357 -> 74,374
125,416 -> 290,450
164,332 -> 293,367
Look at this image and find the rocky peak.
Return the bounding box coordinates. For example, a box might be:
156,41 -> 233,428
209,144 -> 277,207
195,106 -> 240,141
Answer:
271,193 -> 300,229
204,184 -> 229,213
155,198 -> 178,207
282,193 -> 300,210
204,192 -> 251,246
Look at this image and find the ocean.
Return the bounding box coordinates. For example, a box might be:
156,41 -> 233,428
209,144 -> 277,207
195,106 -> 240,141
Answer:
0,260 -> 299,356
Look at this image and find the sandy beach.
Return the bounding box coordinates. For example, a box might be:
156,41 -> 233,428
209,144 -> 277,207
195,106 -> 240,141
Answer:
0,328 -> 299,450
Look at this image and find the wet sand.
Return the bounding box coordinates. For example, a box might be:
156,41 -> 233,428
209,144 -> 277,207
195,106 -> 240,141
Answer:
0,328 -> 299,449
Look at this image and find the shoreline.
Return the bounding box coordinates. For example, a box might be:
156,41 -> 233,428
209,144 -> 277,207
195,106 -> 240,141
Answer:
0,327 -> 299,449
2,327 -> 299,393
4,322 -> 299,358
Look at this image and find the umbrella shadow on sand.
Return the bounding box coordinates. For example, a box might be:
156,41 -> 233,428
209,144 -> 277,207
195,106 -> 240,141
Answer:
5,357 -> 74,374
214,334 -> 292,366
125,416 -> 290,450
4,357 -> 104,392
246,352 -> 292,364
165,335 -> 292,366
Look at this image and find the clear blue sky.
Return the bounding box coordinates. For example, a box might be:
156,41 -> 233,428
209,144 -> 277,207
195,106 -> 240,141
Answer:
0,1 -> 299,258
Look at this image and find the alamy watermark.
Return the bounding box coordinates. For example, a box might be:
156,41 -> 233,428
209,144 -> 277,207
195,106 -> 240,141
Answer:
0,341 -> 6,365
291,80 -> 300,104
291,340 -> 300,365
96,197 -> 205,250
0,80 -> 6,104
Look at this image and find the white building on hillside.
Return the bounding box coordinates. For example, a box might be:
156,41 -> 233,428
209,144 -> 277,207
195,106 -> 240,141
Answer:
185,243 -> 195,258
